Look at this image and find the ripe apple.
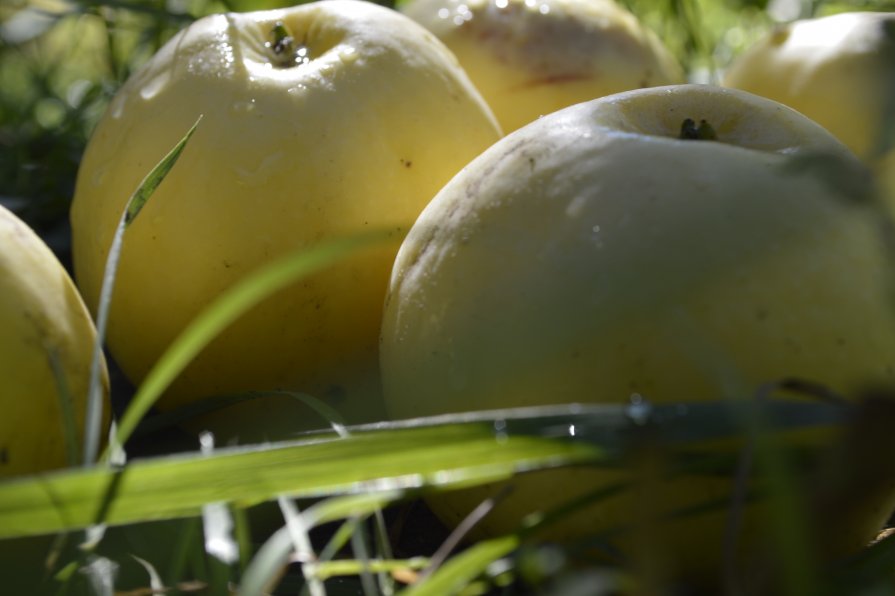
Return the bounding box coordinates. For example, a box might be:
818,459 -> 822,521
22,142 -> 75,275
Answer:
400,0 -> 684,134
722,12 -> 894,163
0,204 -> 109,477
380,84 -> 895,582
69,0 -> 502,438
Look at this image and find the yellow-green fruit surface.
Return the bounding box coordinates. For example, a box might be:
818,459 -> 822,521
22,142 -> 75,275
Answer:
723,12 -> 894,161
70,0 -> 501,433
402,0 -> 684,133
380,84 -> 895,581
0,205 -> 109,477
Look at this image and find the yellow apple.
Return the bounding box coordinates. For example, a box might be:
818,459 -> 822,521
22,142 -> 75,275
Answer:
0,205 -> 109,477
69,0 -> 502,437
380,84 -> 895,583
400,0 -> 684,134
722,12 -> 894,163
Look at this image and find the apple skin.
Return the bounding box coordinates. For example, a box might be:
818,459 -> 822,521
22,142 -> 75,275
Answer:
722,12 -> 894,163
401,0 -> 684,134
69,0 -> 502,437
0,205 -> 110,477
380,84 -> 895,581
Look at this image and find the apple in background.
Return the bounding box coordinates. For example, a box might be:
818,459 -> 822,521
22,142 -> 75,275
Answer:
400,0 -> 684,133
722,12 -> 895,196
69,0 -> 502,441
722,11 -> 895,223
0,204 -> 109,477
380,84 -> 895,584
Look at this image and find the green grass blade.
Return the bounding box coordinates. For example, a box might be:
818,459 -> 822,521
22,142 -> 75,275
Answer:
302,491 -> 405,529
107,228 -> 395,461
399,535 -> 518,596
236,525 -> 293,596
84,116 -> 203,467
125,116 -> 204,227
132,390 -> 349,440
311,558 -> 429,581
0,412 -> 605,540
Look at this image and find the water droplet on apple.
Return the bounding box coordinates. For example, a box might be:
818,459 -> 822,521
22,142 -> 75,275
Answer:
109,94 -> 126,119
626,393 -> 652,425
139,72 -> 171,101
338,46 -> 359,65
92,163 -> 109,187
233,152 -> 285,187
231,98 -> 257,114
590,224 -> 603,249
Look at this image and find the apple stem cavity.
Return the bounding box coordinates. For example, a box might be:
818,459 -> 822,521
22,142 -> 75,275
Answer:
266,21 -> 311,68
679,118 -> 718,141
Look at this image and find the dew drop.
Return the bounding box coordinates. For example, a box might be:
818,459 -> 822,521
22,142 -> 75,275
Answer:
626,393 -> 652,425
590,224 -> 603,248
494,419 -> 508,444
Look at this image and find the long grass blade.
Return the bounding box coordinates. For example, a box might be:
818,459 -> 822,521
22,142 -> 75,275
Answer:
400,535 -> 518,596
0,407 -> 606,540
0,399 -> 845,541
107,228 -> 394,460
84,116 -> 203,467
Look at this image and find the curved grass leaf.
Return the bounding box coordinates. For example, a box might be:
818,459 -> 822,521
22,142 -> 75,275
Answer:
399,535 -> 518,596
0,399 -> 848,542
107,227 -> 395,461
84,116 -> 203,466
0,409 -> 606,540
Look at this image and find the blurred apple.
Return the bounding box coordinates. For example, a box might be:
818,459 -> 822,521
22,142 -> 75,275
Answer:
401,0 -> 684,133
380,84 -> 895,584
723,12 -> 895,201
0,204 -> 109,477
69,0 -> 501,440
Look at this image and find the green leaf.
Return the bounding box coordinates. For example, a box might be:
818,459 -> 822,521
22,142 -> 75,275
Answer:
0,409 -> 606,540
124,116 -> 203,226
0,398 -> 847,542
400,535 -> 518,596
83,115 -> 203,467
108,227 -> 395,461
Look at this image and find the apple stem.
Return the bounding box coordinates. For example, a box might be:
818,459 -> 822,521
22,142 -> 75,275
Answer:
679,118 -> 717,141
266,21 -> 311,68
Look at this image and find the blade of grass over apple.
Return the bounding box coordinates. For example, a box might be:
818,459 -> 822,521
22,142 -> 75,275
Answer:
131,390 -> 349,440
0,409 -> 601,539
107,227 -> 395,461
0,399 -> 849,540
84,115 -> 203,467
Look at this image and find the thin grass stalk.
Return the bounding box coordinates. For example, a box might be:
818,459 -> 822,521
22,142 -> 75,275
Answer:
105,227 -> 393,461
279,496 -> 325,596
83,115 -> 202,466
